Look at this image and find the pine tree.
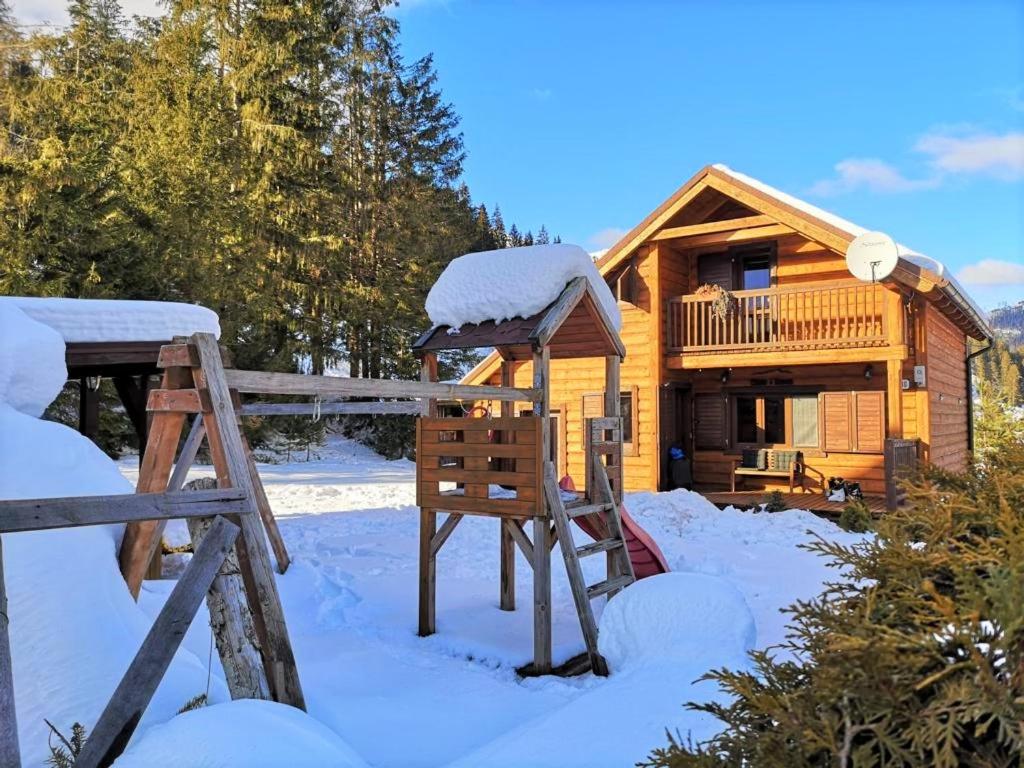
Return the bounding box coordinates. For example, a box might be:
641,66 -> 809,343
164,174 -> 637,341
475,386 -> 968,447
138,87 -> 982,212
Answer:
536,224 -> 550,244
491,205 -> 507,247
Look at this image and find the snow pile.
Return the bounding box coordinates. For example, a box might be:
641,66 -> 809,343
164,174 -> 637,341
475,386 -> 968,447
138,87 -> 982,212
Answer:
598,572 -> 756,673
0,302 -> 66,417
425,244 -> 621,331
0,296 -> 220,342
113,700 -> 368,768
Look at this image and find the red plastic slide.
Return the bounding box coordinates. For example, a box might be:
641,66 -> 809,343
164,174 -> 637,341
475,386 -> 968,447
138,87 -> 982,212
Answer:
559,476 -> 670,580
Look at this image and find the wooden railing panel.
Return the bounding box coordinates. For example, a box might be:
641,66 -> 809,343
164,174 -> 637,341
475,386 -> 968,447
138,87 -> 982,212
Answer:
416,416 -> 545,518
667,282 -> 890,353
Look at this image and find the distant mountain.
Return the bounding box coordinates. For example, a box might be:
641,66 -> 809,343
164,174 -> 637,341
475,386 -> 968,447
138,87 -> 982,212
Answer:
990,301 -> 1024,349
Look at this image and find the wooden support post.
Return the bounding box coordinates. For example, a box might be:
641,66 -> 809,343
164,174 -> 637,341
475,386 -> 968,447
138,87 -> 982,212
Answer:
0,539 -> 20,768
418,508 -> 437,637
113,375 -> 151,464
418,353 -> 439,636
79,376 -> 100,440
74,515 -> 240,768
189,333 -> 304,710
168,414 -> 206,492
886,358 -> 903,439
532,347 -> 552,674
604,355 -> 622,581
186,514 -> 270,701
499,360 -> 516,612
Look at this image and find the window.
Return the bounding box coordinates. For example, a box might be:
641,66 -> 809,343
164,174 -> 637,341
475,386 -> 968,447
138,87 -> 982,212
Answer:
581,386 -> 639,456
733,394 -> 786,446
606,258 -> 639,306
740,254 -> 771,290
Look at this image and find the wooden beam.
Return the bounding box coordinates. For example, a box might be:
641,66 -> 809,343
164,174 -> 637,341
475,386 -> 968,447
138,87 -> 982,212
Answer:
239,401 -> 421,417
146,388 -> 206,413
668,345 -> 909,370
886,358 -> 903,439
532,345 -> 552,674
499,361 -> 516,612
429,513 -> 464,557
74,515 -> 239,768
531,276 -> 588,348
0,540 -> 20,768
224,369 -> 539,403
649,214 -> 774,241
506,518 -> 535,562
653,223 -> 794,249
0,489 -> 249,534
190,333 -> 305,709
168,415 -> 206,492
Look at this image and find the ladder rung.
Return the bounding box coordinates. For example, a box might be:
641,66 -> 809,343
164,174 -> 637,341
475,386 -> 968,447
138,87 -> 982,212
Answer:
587,574 -> 633,600
566,502 -> 614,519
576,538 -> 623,558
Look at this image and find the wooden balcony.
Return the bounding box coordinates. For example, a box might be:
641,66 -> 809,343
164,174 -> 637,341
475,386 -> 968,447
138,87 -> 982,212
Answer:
667,283 -> 889,356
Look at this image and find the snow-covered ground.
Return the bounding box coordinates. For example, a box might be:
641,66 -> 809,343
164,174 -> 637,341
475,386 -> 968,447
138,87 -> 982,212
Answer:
116,433 -> 864,768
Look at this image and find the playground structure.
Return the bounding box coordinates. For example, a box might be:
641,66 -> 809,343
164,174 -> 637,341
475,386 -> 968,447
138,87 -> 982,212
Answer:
0,273 -> 657,764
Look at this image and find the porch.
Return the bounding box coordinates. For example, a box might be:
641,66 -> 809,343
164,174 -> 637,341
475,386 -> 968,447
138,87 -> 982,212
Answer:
702,490 -> 888,517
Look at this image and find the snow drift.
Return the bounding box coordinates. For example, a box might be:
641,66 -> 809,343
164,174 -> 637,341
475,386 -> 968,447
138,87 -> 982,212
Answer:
424,243 -> 621,331
112,700 -> 368,768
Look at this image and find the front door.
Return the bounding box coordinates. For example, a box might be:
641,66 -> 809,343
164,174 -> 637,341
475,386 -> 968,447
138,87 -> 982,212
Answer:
659,384 -> 692,490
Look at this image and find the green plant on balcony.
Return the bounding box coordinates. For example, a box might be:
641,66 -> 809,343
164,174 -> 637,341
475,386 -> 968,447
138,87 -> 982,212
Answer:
694,283 -> 737,322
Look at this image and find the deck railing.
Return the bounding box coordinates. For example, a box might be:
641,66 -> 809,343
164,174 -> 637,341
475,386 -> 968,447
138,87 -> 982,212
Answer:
667,282 -> 888,353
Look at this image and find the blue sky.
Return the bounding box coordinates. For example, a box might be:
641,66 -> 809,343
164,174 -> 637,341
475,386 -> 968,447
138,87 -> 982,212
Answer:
14,0 -> 1024,309
392,0 -> 1024,310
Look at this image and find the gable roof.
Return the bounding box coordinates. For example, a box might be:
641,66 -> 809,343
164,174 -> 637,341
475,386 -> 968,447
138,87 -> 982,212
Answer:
596,164 -> 990,341
415,275 -> 626,361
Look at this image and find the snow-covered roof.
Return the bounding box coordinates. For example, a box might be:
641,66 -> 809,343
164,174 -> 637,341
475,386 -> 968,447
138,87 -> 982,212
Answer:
0,297 -> 220,343
425,244 -> 621,332
711,165 -> 990,334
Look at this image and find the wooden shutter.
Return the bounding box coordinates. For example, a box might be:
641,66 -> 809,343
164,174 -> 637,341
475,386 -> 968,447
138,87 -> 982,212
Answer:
792,395 -> 819,448
694,394 -> 726,450
697,252 -> 734,290
853,391 -> 884,453
820,392 -> 852,452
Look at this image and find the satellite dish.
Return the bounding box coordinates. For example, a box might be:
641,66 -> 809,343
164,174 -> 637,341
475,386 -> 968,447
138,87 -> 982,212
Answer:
846,231 -> 899,282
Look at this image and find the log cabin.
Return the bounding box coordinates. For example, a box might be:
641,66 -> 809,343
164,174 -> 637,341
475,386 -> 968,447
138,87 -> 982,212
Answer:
462,165 -> 993,511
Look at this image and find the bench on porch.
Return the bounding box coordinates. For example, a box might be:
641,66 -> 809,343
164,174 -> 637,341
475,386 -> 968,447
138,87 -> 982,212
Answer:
730,449 -> 803,493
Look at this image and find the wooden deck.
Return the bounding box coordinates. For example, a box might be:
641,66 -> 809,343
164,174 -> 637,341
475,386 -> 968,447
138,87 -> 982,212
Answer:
702,491 -> 888,517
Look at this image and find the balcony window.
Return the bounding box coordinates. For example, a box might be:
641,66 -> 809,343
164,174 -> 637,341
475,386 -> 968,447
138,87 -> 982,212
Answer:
733,393 -> 788,447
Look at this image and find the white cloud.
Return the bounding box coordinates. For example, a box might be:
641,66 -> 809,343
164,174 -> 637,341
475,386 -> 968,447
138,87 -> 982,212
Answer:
915,131 -> 1024,180
588,227 -> 628,249
956,259 -> 1024,287
810,158 -> 938,196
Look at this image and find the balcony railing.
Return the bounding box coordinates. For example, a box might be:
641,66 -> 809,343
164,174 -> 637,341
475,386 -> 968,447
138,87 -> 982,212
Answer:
667,283 -> 888,353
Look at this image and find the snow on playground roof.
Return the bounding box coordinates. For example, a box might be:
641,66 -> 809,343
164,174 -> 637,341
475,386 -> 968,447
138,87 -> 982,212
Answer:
0,296 -> 220,343
425,244 -> 622,332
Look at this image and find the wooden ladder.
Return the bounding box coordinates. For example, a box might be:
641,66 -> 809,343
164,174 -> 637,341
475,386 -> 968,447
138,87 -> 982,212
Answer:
544,457 -> 635,676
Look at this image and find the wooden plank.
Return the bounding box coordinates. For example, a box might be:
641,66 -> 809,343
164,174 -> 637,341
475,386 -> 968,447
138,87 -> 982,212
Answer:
656,223 -> 793,249
430,513 -> 464,557
417,442 -> 537,459
240,401 -> 420,416
157,343 -> 199,368
74,515 -> 239,768
190,333 -> 305,710
649,214 -> 775,241
420,354 -> 439,418
186,513 -> 270,701
0,489 -> 249,534
0,540 -> 19,768
225,368 -> 540,403
119,398 -> 188,598
419,416 -> 539,431
499,362 -> 516,612
146,388 -> 205,413
240,425 -> 291,574
533,511 -> 552,674
419,468 -> 536,486
417,493 -> 538,517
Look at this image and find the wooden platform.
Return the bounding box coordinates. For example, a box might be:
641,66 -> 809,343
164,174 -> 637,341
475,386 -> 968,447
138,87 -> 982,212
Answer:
702,491 -> 888,517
